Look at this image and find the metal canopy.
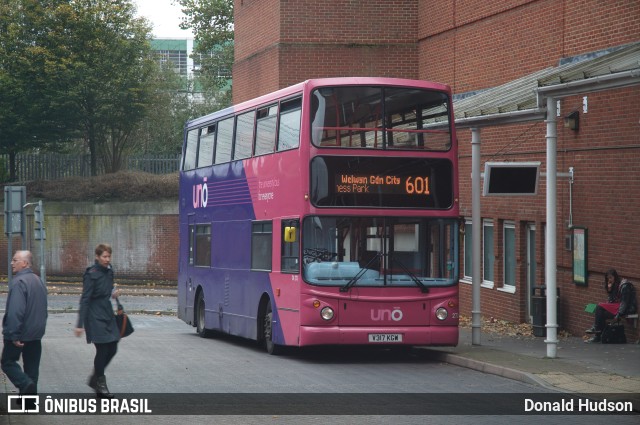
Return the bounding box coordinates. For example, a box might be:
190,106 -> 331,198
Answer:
458,41 -> 640,357
452,42 -> 640,129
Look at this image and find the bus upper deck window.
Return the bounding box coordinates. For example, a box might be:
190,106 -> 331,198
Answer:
198,125 -> 215,168
277,98 -> 301,151
255,105 -> 277,156
182,129 -> 199,170
215,117 -> 234,164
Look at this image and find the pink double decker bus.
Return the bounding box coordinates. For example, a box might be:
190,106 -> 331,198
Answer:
178,77 -> 459,354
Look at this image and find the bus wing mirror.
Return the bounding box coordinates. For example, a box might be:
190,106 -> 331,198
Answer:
284,226 -> 297,243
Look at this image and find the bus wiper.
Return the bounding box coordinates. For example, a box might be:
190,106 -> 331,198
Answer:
392,258 -> 429,293
340,252 -> 382,292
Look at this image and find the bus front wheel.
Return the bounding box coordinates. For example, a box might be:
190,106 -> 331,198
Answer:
263,301 -> 283,355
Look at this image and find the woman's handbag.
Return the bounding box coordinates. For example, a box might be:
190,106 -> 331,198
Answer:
601,322 -> 625,344
115,298 -> 134,338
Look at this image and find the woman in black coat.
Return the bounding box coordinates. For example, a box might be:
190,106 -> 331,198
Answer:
585,268 -> 637,343
75,243 -> 120,397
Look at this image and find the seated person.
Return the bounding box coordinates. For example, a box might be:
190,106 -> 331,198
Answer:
585,268 -> 637,343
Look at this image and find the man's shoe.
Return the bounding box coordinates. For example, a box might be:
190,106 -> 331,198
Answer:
585,326 -> 597,334
585,335 -> 601,343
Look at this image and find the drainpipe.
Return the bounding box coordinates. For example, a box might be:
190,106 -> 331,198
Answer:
471,128 -> 482,345
545,97 -> 559,358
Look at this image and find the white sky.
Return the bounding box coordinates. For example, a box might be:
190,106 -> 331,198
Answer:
134,0 -> 194,39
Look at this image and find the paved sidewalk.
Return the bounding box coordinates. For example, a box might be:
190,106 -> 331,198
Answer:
428,327 -> 640,395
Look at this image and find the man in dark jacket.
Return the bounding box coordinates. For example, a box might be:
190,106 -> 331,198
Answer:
1,250 -> 48,394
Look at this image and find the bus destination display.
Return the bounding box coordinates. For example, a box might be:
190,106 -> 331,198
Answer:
311,156 -> 453,209
336,174 -> 430,196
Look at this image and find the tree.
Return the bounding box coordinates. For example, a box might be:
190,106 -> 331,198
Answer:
56,0 -> 157,175
0,0 -> 73,181
131,63 -> 192,156
130,60 -> 230,158
0,0 -> 161,178
176,0 -> 234,95
125,0 -> 234,159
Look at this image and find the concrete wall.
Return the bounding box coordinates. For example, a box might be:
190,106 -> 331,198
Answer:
0,201 -> 178,283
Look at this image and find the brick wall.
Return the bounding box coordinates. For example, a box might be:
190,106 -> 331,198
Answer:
455,86 -> 640,335
415,0 -> 640,336
233,0 -> 418,103
231,0 -> 640,337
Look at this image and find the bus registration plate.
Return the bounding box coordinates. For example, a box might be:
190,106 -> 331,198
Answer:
368,334 -> 402,343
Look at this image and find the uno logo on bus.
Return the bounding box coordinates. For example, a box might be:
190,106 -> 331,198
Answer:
193,178 -> 208,209
370,308 -> 403,322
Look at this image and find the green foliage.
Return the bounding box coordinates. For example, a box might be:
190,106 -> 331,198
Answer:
53,0 -> 157,175
0,159 -> 9,183
0,0 -> 231,180
0,0 -> 71,165
0,0 -> 164,178
176,0 -> 234,93
131,60 -> 230,157
131,64 -> 191,156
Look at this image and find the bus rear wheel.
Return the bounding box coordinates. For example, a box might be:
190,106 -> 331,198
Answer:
195,291 -> 209,338
263,301 -> 283,355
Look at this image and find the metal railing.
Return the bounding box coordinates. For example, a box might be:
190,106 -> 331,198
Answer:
0,153 -> 180,181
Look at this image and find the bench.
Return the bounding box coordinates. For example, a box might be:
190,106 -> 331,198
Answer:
624,314 -> 639,344
585,304 -> 638,327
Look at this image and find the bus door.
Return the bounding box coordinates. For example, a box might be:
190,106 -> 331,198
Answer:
282,218 -> 301,274
279,218 -> 301,337
180,214 -> 196,322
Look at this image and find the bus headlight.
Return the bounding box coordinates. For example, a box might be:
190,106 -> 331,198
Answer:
435,308 -> 448,321
321,307 -> 335,321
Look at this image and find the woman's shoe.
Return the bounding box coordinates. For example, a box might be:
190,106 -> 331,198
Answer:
585,335 -> 601,343
585,326 -> 597,334
95,375 -> 114,399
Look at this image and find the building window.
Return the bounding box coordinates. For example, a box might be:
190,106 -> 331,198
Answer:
483,219 -> 494,287
463,218 -> 472,281
154,49 -> 188,75
251,221 -> 272,271
502,222 -> 516,293
195,224 -> 211,267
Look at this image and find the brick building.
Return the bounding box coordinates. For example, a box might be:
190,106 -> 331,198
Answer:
233,0 -> 640,337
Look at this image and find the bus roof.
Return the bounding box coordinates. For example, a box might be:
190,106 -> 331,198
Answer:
185,77 -> 452,130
